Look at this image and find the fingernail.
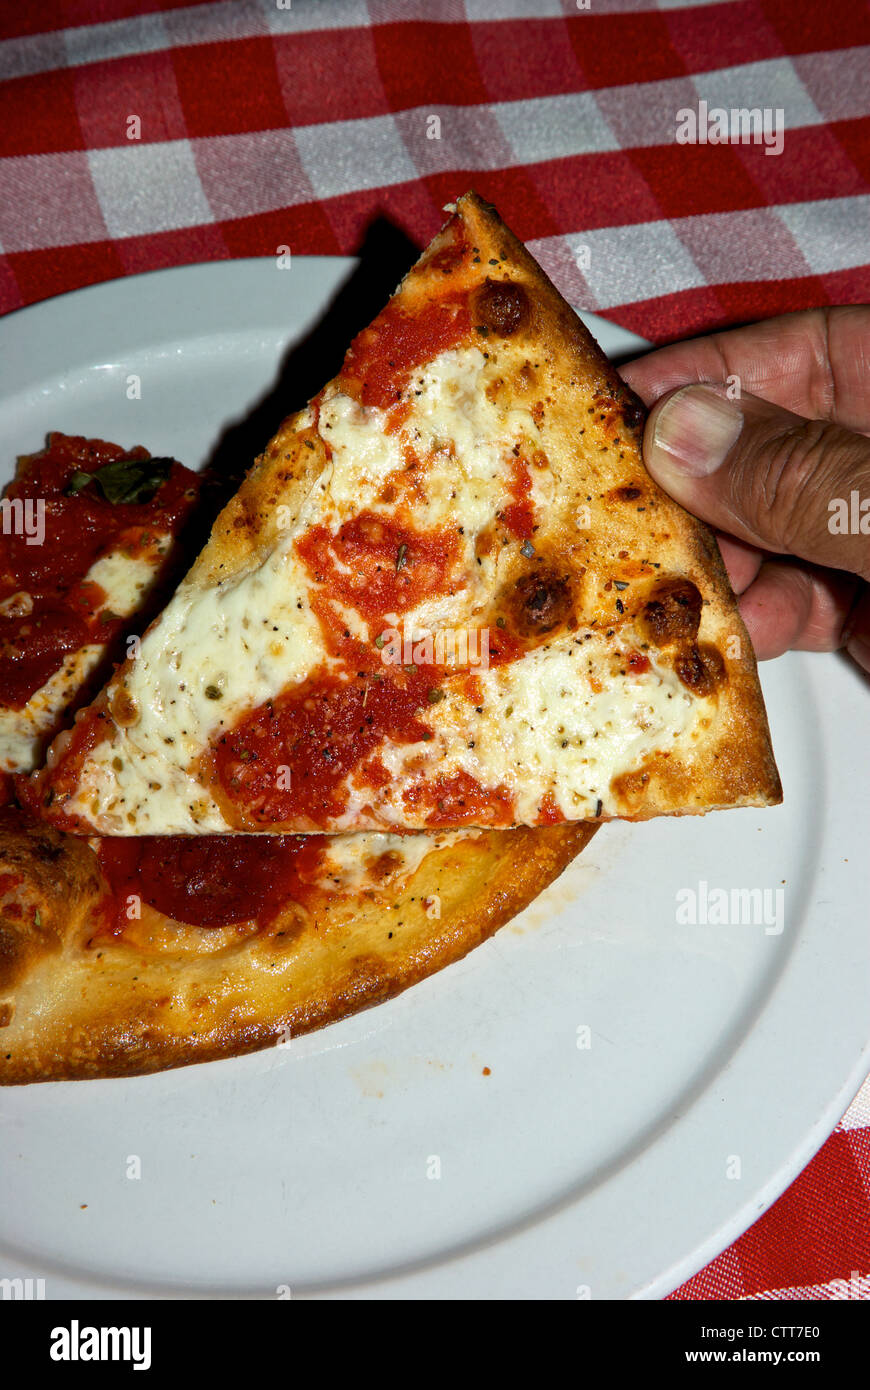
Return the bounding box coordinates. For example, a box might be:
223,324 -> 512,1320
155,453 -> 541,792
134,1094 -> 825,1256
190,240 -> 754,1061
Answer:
650,385 -> 744,479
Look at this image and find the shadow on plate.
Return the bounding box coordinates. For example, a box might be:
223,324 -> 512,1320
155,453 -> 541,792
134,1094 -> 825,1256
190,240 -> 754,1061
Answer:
185,215 -> 420,554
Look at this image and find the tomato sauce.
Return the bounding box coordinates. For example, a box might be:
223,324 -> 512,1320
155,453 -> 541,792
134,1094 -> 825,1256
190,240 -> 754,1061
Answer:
0,433 -> 199,709
209,664 -> 443,828
626,650 -> 651,675
426,226 -> 470,277
206,281 -> 531,830
215,494 -> 509,827
498,457 -> 535,540
402,770 -> 515,827
97,832 -> 324,931
15,703 -> 113,827
296,511 -> 460,641
483,623 -> 527,666
217,487 -> 527,827
538,792 -> 565,825
338,291 -> 472,410
0,608 -> 89,708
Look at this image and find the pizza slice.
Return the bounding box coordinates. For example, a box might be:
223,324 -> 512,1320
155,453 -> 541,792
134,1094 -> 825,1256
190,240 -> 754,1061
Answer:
0,809 -> 594,1081
0,433 -> 199,779
21,192 -> 780,837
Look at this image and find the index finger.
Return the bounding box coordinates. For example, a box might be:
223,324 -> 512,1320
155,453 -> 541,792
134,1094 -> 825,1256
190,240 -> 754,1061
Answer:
620,306 -> 870,434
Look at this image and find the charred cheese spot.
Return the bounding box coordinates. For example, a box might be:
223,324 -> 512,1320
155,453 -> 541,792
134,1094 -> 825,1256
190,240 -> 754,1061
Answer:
366,850 -> 404,883
609,749 -> 691,809
609,765 -> 652,801
109,687 -> 139,729
674,642 -> 726,698
613,484 -> 643,503
473,278 -> 529,337
620,396 -> 646,434
640,578 -> 703,647
508,571 -> 573,636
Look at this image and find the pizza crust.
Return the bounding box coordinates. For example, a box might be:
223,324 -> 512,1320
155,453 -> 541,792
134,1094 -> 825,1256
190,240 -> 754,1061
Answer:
0,808 -> 596,1082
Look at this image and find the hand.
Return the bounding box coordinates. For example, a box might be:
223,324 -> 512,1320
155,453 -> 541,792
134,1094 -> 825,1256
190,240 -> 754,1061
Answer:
620,308 -> 870,673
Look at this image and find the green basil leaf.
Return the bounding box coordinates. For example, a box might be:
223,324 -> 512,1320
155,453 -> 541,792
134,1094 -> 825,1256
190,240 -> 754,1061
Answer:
65,456 -> 175,505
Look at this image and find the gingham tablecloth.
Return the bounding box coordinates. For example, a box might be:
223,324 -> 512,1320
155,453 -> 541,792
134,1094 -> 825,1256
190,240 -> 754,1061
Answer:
1,0 -> 868,1300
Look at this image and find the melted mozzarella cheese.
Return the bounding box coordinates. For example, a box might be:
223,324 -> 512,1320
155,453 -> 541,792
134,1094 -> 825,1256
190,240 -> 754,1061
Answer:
0,645 -> 104,773
86,544 -> 170,612
71,544 -> 327,833
314,829 -> 478,894
349,637 -> 697,825
56,343 -> 710,834
319,346 -> 550,628
63,345 -> 548,832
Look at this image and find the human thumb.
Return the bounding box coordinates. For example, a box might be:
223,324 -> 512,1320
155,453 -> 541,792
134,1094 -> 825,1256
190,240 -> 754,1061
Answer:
642,384 -> 870,582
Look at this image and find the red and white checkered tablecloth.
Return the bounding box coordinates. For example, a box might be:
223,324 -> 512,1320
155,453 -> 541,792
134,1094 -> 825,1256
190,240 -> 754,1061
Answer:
0,0 -> 868,1300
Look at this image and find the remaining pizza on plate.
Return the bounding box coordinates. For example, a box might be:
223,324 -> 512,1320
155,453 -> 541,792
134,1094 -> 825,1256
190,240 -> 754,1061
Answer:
0,433 -> 199,778
20,193 -> 780,838
0,809 -> 594,1082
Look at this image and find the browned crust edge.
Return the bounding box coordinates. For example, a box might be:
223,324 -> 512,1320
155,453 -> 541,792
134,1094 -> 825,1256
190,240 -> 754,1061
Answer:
456,191 -> 781,813
0,818 -> 596,1083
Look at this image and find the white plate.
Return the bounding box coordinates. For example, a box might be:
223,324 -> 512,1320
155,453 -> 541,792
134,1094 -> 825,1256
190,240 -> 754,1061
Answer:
0,259 -> 867,1301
